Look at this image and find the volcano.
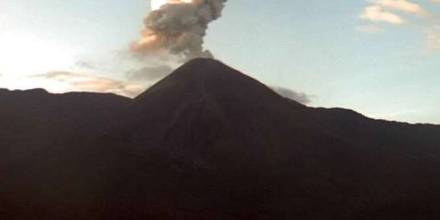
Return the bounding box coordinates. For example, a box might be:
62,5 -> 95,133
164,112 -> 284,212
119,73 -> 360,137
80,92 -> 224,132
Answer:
1,58 -> 440,220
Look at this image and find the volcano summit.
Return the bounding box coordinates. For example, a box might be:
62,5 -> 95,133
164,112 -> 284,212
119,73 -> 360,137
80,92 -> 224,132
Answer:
1,59 -> 440,219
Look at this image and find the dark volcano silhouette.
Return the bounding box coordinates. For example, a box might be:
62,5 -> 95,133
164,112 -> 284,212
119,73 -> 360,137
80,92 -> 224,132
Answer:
1,59 -> 440,220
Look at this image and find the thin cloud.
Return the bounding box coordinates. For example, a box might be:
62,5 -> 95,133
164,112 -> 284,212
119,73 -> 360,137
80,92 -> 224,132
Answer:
373,0 -> 426,15
271,86 -> 313,105
360,5 -> 404,24
32,71 -> 145,98
359,0 -> 427,25
358,0 -> 440,53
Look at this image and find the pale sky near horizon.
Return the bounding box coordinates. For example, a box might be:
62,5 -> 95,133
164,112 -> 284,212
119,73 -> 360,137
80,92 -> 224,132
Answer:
0,0 -> 439,124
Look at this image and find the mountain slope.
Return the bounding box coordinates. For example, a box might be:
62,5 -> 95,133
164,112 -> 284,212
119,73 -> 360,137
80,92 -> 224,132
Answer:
0,89 -> 131,220
1,59 -> 440,219
103,59 -> 440,219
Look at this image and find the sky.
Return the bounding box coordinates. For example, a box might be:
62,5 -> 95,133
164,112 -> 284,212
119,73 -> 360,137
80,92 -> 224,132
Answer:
0,0 -> 439,124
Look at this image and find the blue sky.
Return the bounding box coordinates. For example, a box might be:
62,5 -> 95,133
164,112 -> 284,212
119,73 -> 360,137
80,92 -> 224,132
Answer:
0,0 -> 439,124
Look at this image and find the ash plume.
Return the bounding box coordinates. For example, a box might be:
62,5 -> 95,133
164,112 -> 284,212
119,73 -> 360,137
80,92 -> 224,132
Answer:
131,0 -> 228,61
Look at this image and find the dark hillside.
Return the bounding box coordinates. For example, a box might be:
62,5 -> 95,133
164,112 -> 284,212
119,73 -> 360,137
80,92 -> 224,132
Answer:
1,59 -> 440,219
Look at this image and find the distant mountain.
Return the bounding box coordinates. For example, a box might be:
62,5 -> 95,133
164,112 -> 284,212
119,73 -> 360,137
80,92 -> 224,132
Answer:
1,59 -> 440,220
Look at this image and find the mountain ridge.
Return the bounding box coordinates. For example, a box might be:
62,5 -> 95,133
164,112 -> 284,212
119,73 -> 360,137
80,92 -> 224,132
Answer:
1,58 -> 440,219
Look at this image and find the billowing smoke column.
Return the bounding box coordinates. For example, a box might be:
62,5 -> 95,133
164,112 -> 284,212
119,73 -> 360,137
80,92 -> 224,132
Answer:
131,0 -> 228,61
